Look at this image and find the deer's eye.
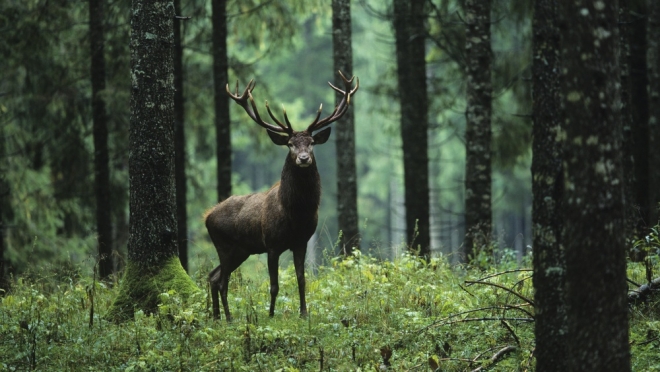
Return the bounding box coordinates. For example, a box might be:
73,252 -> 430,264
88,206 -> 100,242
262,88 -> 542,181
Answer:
287,143 -> 293,148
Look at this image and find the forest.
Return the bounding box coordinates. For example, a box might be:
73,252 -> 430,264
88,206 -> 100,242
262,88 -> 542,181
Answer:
1,0 -> 659,371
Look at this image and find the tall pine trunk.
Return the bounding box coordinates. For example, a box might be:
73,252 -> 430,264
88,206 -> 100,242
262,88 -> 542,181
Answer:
332,0 -> 359,255
173,0 -> 188,272
463,0 -> 493,261
107,0 -> 197,321
531,0 -> 566,369
393,0 -> 431,258
619,0 -> 637,245
630,2 -> 650,231
0,119 -> 8,290
89,0 -> 113,279
213,0 -> 232,202
648,0 -> 660,226
560,1 -> 631,370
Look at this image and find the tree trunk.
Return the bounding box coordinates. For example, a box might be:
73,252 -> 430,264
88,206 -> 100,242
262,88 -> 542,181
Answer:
0,125 -> 8,290
173,0 -> 188,272
393,0 -> 431,259
559,1 -> 631,370
630,1 -> 650,231
89,0 -> 113,279
463,0 -> 493,261
531,0 -> 566,370
619,0 -> 637,244
213,0 -> 232,202
332,0 -> 359,255
648,0 -> 660,226
107,0 -> 198,321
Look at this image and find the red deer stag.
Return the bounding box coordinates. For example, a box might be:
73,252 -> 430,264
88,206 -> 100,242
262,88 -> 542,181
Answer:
206,71 -> 359,321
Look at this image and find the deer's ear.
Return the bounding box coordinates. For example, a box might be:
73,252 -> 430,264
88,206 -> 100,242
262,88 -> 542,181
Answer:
267,130 -> 289,146
312,128 -> 331,145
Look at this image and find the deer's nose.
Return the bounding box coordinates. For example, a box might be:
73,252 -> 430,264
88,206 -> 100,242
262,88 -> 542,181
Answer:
299,153 -> 310,162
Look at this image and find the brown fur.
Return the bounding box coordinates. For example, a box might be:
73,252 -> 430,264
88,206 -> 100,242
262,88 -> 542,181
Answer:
210,72 -> 358,321
206,130 -> 328,321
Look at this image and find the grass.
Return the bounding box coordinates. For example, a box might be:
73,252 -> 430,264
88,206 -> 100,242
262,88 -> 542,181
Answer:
1,251 -> 659,371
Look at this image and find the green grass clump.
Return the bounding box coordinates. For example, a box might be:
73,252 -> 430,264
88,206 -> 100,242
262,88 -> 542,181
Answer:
1,252 -> 659,371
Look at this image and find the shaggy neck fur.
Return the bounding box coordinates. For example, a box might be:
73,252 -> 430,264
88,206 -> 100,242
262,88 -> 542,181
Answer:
279,153 -> 321,217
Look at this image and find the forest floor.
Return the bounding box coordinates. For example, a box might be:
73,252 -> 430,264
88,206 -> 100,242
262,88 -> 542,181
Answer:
1,252 -> 659,371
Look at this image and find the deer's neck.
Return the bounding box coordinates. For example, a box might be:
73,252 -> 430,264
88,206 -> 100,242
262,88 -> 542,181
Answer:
279,155 -> 321,215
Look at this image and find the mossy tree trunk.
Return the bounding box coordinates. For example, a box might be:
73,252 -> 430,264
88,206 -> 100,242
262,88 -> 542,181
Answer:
463,0 -> 493,261
107,0 -> 198,320
173,0 -> 188,272
332,0 -> 360,255
393,0 -> 431,259
213,0 -> 232,203
531,0 -> 566,370
559,1 -> 631,370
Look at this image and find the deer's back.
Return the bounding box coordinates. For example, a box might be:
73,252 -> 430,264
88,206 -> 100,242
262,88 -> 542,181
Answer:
205,192 -> 268,254
205,182 -> 319,255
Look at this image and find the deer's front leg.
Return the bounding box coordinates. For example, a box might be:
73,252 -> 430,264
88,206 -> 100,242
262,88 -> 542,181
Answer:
293,248 -> 307,317
267,252 -> 280,317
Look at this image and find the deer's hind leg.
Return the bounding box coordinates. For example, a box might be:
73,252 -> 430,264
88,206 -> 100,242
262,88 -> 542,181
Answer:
208,266 -> 222,320
217,252 -> 250,322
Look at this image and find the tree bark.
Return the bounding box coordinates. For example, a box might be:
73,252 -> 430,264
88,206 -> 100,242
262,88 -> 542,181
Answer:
89,0 -> 113,279
173,0 -> 188,272
393,0 -> 431,259
332,0 -> 359,255
619,0 -> 637,244
463,0 -> 493,261
107,0 -> 197,320
559,1 -> 631,370
648,0 -> 660,226
213,0 -> 232,202
0,121 -> 8,290
531,1 -> 566,370
630,1 -> 650,231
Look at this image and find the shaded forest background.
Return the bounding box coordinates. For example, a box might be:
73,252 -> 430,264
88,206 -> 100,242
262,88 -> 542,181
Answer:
3,0 -> 658,282
1,0 -> 660,370
0,0 -> 540,276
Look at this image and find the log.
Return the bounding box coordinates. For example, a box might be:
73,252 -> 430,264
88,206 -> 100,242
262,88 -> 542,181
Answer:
628,277 -> 660,304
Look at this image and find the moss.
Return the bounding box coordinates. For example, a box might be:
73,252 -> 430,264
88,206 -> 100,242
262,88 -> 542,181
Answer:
105,256 -> 200,322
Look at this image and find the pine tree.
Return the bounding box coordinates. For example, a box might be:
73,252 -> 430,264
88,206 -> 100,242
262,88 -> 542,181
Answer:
107,0 -> 198,320
560,1 -> 631,370
393,0 -> 431,258
463,0 -> 493,260
332,0 -> 360,254
531,0 -> 566,369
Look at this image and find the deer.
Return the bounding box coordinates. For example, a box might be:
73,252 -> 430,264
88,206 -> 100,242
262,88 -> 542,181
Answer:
206,71 -> 359,321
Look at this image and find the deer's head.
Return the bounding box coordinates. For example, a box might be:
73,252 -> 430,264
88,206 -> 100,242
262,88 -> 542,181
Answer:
226,71 -> 359,168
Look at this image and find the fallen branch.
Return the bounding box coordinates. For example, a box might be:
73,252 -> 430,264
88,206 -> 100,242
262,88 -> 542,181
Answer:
628,277 -> 660,304
470,345 -> 517,372
465,280 -> 534,306
414,305 -> 534,335
468,269 -> 533,285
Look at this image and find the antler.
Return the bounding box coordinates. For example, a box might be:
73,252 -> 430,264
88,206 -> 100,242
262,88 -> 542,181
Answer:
225,80 -> 293,135
306,70 -> 360,133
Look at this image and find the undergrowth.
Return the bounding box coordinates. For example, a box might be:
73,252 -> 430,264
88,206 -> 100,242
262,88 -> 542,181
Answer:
1,251 -> 659,371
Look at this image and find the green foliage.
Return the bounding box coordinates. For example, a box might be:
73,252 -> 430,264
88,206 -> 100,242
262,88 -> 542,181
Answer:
633,226 -> 660,259
3,251 -> 660,371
